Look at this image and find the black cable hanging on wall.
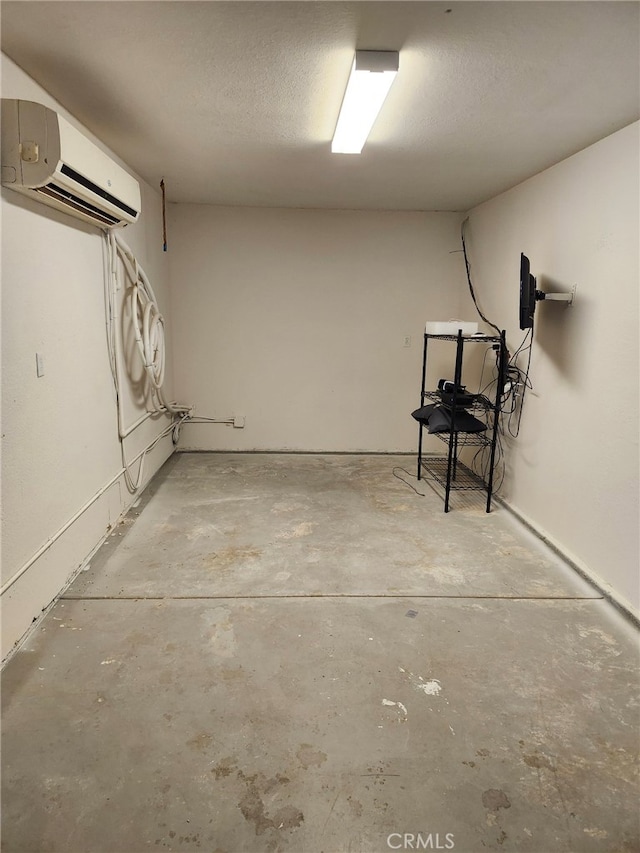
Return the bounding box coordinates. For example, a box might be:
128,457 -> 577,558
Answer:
460,217 -> 502,340
160,178 -> 167,252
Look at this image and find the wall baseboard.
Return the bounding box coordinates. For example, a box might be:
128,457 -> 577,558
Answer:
1,440 -> 175,664
176,448 -> 416,455
496,495 -> 640,628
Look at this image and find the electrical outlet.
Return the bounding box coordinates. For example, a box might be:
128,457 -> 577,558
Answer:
403,335 -> 412,348
233,414 -> 245,429
36,353 -> 44,377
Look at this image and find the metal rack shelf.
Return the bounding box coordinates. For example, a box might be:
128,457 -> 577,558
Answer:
419,455 -> 488,491
421,333 -> 500,344
432,430 -> 490,448
416,329 -> 506,512
421,390 -> 493,414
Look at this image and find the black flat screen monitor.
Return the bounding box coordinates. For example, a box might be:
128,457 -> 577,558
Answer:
519,253 -> 536,330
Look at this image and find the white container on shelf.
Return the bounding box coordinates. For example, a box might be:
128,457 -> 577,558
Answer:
424,320 -> 479,336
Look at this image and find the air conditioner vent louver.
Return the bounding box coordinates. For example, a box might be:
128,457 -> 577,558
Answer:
1,99 -> 141,229
35,183 -> 120,226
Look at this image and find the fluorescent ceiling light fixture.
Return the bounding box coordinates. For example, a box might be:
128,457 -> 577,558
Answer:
331,50 -> 399,154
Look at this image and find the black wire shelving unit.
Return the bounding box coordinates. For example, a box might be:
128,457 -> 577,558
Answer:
416,330 -> 506,512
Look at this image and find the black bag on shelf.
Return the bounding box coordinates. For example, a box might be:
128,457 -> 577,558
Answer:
411,404 -> 486,434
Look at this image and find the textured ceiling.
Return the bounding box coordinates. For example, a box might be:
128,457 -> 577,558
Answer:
1,1 -> 639,211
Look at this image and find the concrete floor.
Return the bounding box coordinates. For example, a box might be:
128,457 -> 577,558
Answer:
2,453 -> 639,853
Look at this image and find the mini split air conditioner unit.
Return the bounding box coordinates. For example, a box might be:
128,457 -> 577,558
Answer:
1,99 -> 140,228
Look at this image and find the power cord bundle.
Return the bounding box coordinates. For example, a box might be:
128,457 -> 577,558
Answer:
460,218 -> 535,483
497,334 -> 532,439
465,328 -> 534,493
470,413 -> 506,492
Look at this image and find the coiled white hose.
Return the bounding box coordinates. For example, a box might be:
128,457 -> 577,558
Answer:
105,231 -> 190,491
109,231 -> 188,416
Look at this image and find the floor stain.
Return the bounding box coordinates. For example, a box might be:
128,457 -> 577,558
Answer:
263,774 -> 291,793
186,732 -> 214,751
347,795 -> 363,817
296,743 -> 327,768
211,757 -> 237,779
371,496 -> 410,514
212,546 -> 262,571
125,630 -> 154,647
276,522 -> 316,540
482,789 -> 511,811
237,772 -> 302,836
523,752 -> 556,771
219,666 -> 245,683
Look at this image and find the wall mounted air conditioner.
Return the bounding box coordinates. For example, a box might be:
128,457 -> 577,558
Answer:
1,99 -> 140,228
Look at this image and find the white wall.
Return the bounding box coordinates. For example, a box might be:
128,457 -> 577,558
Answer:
168,205 -> 465,452
461,122 -> 639,616
1,55 -> 177,657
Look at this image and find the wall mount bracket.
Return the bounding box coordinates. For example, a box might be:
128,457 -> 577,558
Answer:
536,283 -> 576,305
